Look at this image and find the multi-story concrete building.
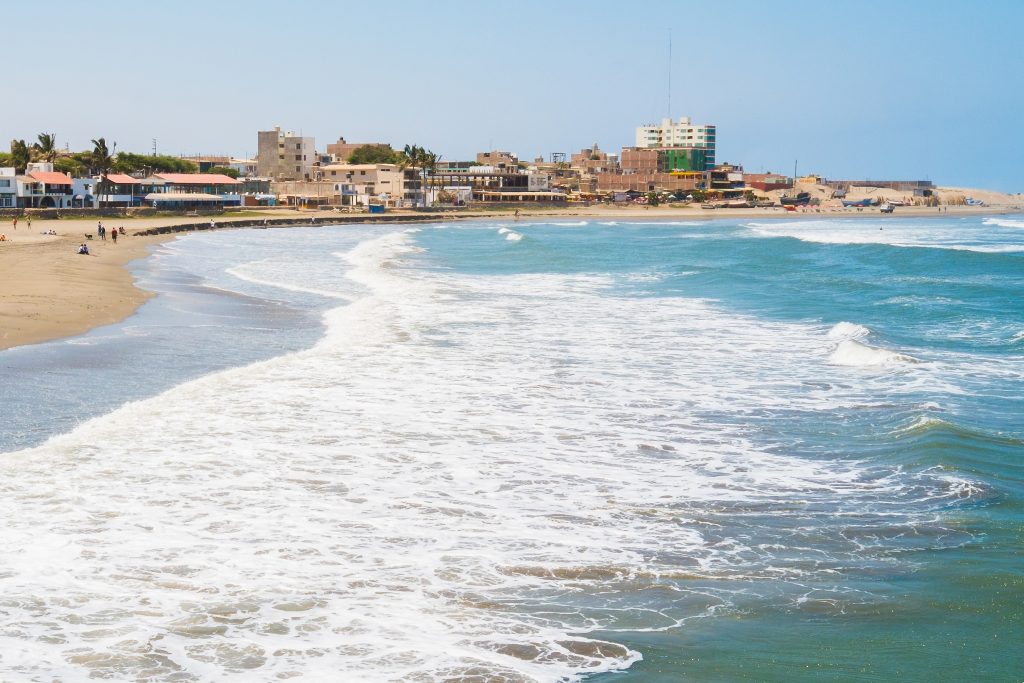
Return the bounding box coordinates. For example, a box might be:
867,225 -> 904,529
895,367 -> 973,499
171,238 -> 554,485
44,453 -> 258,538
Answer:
621,147 -> 709,174
256,127 -> 316,180
635,116 -> 716,169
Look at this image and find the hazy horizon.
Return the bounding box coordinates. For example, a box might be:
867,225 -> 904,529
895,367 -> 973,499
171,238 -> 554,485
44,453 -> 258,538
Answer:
6,0 -> 1022,191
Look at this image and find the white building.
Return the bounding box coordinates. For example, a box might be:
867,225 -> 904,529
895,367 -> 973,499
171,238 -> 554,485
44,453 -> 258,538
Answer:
229,158 -> 257,178
0,167 -> 16,208
635,116 -> 716,167
527,172 -> 551,192
17,163 -> 75,209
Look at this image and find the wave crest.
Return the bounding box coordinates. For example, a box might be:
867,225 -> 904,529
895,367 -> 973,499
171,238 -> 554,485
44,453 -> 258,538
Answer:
830,339 -> 917,367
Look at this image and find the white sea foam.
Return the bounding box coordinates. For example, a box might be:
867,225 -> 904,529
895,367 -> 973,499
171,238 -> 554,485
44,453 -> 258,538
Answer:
746,218 -> 1024,253
497,226 -> 523,241
828,321 -> 871,340
0,227 -> 975,681
830,339 -> 917,367
982,217 -> 1024,229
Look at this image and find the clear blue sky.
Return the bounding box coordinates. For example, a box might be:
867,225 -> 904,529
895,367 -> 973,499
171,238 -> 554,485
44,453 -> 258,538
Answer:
7,0 -> 1023,191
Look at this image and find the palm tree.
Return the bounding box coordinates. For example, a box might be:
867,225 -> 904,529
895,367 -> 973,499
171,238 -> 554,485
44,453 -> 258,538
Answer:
91,137 -> 116,207
420,149 -> 439,207
10,139 -> 31,174
401,144 -> 424,206
33,133 -> 58,163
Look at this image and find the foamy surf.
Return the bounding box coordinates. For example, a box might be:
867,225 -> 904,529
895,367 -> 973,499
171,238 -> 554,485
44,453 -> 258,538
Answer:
982,217 -> 1024,229
0,219 -> 1003,682
497,226 -> 524,241
830,339 -> 918,367
747,218 -> 1024,253
828,321 -> 871,340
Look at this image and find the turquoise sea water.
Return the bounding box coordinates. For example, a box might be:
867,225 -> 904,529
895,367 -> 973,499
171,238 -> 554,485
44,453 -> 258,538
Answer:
0,215 -> 1021,681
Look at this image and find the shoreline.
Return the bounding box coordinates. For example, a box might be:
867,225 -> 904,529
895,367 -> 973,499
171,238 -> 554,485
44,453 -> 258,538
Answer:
0,204 -> 1019,352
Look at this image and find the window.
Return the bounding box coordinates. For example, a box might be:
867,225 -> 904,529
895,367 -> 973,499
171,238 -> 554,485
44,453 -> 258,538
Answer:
0,179 -> 9,187
295,155 -> 301,161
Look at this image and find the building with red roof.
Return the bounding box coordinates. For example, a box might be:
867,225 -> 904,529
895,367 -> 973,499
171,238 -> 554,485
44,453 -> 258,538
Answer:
16,163 -> 75,208
144,172 -> 243,209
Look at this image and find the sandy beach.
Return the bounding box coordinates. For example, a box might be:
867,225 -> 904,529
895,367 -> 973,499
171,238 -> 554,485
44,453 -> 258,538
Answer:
1,199 -> 1020,351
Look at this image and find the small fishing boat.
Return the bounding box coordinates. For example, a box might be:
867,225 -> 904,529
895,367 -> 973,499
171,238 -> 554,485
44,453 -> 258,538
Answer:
780,192 -> 811,207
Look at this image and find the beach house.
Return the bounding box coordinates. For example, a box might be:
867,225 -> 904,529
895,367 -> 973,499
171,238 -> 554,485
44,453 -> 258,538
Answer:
96,173 -> 145,207
15,163 -> 74,208
144,173 -> 243,209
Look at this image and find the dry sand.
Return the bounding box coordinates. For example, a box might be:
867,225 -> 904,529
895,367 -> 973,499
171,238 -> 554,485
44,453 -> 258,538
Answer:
1,191 -> 1021,351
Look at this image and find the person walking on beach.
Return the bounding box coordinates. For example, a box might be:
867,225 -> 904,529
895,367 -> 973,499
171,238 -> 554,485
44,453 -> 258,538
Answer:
12,217 -> 17,230
26,216 -> 31,230
111,228 -> 117,243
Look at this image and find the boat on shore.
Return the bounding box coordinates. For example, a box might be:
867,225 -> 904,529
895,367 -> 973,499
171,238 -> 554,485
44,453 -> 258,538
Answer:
842,198 -> 875,208
779,192 -> 811,207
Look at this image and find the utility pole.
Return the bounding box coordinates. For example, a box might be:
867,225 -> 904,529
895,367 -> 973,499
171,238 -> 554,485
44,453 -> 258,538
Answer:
668,28 -> 672,120
152,139 -> 157,156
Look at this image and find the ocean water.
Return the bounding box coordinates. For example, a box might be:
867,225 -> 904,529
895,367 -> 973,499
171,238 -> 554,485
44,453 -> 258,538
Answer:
0,215 -> 1021,681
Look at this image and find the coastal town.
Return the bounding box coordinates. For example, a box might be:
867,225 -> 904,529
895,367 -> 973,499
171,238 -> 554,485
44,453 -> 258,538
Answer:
3,117 -> 1010,219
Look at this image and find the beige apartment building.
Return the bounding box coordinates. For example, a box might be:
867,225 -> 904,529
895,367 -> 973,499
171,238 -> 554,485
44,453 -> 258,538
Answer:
321,163 -> 405,205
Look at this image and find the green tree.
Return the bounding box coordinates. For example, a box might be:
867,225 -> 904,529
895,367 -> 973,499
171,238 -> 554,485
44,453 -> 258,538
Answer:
207,166 -> 240,179
347,144 -> 401,165
33,132 -> 58,163
10,139 -> 31,173
113,152 -> 197,175
646,191 -> 660,206
400,144 -> 423,206
55,156 -> 86,177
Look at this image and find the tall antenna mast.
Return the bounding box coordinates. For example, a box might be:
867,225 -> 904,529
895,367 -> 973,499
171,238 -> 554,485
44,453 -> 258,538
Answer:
668,29 -> 672,119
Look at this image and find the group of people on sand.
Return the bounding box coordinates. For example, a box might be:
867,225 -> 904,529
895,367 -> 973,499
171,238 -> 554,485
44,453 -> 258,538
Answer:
11,216 -> 33,230
95,222 -> 127,243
